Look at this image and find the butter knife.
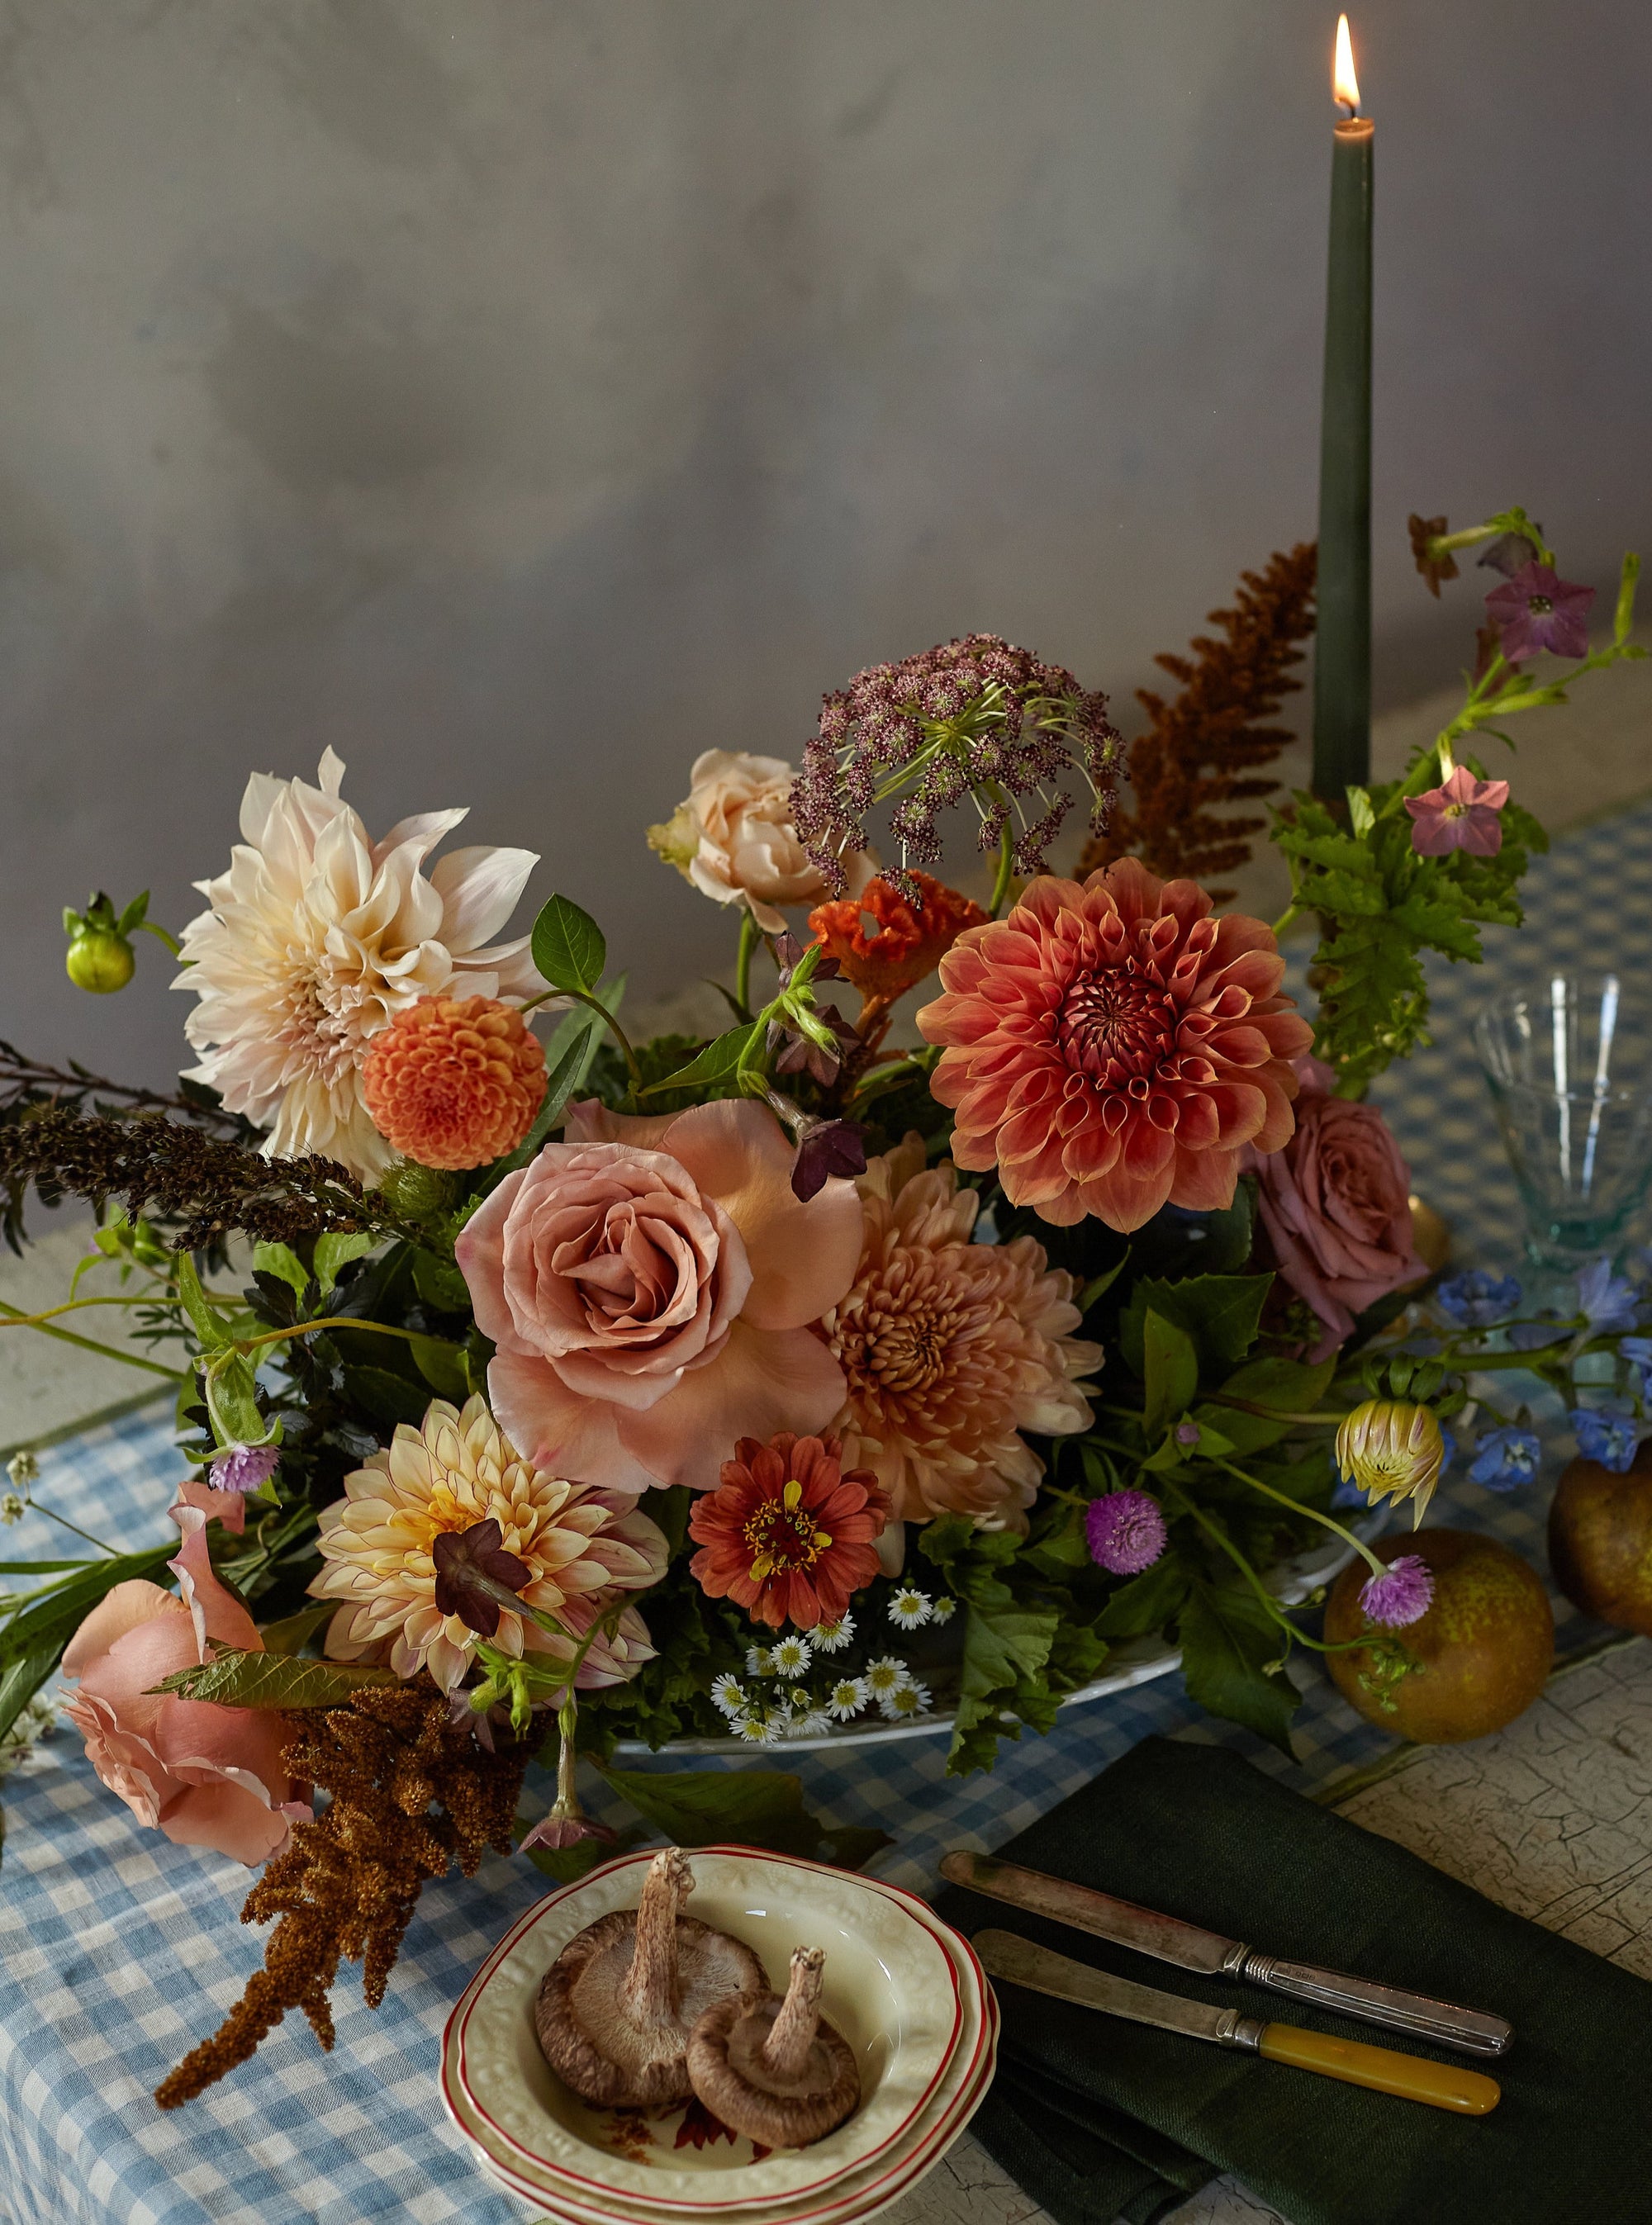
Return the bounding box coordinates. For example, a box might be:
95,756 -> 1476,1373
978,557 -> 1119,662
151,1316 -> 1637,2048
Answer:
942,1850 -> 1512,2057
975,1930 -> 1501,2115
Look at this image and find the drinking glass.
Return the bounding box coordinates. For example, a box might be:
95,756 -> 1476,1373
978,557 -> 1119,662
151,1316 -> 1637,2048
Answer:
1474,971 -> 1652,1271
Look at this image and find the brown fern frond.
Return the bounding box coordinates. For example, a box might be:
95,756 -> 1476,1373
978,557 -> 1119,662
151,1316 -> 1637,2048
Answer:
1080,543 -> 1317,899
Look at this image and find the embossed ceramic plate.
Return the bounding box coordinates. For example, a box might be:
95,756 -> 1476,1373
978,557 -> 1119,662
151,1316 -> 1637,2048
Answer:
444,1847 -> 975,2209
456,1992 -> 998,2225
443,1888 -> 995,2225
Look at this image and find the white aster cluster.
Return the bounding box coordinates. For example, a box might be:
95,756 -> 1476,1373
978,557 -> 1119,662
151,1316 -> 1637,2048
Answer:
715,1614 -> 936,1740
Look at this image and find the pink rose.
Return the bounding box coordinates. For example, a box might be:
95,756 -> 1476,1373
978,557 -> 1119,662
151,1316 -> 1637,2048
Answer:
456,1098 -> 864,1493
648,751 -> 873,933
1248,1067 -> 1426,1361
59,1479 -> 311,1867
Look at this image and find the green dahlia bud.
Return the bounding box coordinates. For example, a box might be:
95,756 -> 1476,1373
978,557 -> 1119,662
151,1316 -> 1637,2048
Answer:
65,927 -> 136,994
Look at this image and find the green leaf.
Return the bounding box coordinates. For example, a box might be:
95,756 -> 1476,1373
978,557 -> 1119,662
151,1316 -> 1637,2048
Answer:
1142,1311 -> 1199,1440
412,1249 -> 472,1312
597,1764 -> 892,1869
492,1000 -> 618,1178
1177,1582 -> 1300,1755
150,1647 -> 399,1708
1075,1249 -> 1132,1315
173,1254 -> 231,1351
531,894 -> 607,995
636,1485 -> 691,1559
258,1601 -> 336,1655
1092,1554 -> 1192,1639
341,1364 -> 430,1429
641,1023 -> 759,1097
313,1231 -> 377,1295
252,1243 -> 311,1300
1194,1354 -> 1336,1452
408,1333 -> 469,1402
203,1351 -> 272,1452
1121,1274 -> 1272,1377
950,1596 -> 1060,1776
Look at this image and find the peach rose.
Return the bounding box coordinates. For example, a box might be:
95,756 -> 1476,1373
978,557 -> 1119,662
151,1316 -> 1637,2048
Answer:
456,1098 -> 865,1493
59,1480 -> 310,1867
648,750 -> 872,933
1247,1058 -> 1426,1360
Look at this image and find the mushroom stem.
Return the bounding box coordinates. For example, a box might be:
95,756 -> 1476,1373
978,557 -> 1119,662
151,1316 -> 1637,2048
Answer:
762,1947 -> 825,2080
619,1846 -> 692,2029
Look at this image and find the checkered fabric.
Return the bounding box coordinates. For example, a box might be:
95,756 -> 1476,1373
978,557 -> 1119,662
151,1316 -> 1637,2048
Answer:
3,803 -> 1650,2223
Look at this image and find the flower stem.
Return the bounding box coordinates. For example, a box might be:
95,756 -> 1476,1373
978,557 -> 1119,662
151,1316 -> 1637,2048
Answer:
0,1298 -> 188,1383
22,1492 -> 117,1554
1214,1456 -> 1386,1577
988,824 -> 1016,918
230,1315 -> 433,1356
735,910 -> 760,1016
1271,903 -> 1303,940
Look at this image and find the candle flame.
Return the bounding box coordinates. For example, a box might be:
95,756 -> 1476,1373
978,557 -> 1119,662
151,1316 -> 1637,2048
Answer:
1333,15 -> 1361,113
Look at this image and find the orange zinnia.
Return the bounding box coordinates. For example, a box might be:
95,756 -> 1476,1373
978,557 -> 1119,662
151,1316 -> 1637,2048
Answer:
687,1433 -> 891,1630
808,873 -> 986,1003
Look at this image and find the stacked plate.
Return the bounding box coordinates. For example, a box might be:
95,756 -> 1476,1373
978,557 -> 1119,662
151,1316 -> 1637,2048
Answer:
441,1844 -> 996,2223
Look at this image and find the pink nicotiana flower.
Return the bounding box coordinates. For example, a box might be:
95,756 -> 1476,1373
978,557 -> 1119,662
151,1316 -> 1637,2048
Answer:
1403,766 -> 1510,857
1085,1490 -> 1168,1576
1358,1554 -> 1436,1629
1483,562 -> 1594,663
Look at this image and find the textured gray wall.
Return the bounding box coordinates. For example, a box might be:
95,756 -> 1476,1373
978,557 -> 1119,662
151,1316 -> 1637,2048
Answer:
2,0 -> 1649,1088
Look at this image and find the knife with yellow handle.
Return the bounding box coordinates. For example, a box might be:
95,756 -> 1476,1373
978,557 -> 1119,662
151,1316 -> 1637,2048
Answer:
974,1930 -> 1502,2116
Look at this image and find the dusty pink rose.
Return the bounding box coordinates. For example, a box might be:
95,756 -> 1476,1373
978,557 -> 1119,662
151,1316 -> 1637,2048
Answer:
456,1098 -> 864,1493
59,1478 -> 311,1866
1247,1060 -> 1426,1360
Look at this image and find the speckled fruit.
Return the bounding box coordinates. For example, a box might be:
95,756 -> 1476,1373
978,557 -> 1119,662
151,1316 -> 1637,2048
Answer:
1324,1528 -> 1554,1743
1549,1444 -> 1652,1637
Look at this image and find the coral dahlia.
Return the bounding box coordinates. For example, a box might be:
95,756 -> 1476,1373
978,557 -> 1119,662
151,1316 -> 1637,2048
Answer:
818,1137 -> 1101,1530
176,750 -> 539,1179
361,994 -> 548,1170
309,1395 -> 667,1692
687,1431 -> 891,1630
917,858 -> 1313,1232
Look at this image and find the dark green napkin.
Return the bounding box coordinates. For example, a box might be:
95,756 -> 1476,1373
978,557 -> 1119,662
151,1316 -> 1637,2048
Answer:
935,1736 -> 1652,2225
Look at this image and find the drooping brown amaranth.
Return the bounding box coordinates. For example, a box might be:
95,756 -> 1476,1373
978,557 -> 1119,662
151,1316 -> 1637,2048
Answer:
535,1848 -> 766,2108
686,1946 -> 860,2149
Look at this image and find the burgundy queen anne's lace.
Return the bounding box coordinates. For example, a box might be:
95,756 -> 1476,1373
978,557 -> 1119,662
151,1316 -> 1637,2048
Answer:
790,634 -> 1121,904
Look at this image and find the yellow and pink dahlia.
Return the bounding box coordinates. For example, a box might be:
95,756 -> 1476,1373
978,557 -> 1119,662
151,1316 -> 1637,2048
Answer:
818,1137 -> 1101,1530
917,858 -> 1313,1232
309,1395 -> 667,1692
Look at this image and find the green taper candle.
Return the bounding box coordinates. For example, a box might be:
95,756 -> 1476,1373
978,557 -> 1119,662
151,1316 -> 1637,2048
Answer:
1312,15 -> 1374,800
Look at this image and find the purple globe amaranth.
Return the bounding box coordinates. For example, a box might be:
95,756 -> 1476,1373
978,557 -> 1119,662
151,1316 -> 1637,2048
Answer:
1085,1490 -> 1168,1577
208,1444 -> 281,1494
1484,562 -> 1594,663
1359,1554 -> 1436,1630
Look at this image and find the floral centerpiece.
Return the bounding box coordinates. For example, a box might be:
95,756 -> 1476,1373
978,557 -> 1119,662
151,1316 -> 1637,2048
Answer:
1,510 -> 1645,2104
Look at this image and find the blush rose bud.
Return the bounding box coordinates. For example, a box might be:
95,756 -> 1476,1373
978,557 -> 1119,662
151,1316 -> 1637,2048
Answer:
1334,1400 -> 1446,1526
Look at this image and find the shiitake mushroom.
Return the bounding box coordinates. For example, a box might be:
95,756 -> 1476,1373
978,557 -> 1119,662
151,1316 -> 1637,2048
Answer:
687,1947 -> 860,2149
535,1848 -> 766,2108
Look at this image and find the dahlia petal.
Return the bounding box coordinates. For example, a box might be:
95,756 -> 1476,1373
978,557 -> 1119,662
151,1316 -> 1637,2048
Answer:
1081,1157 -> 1177,1232
429,845 -> 540,956
1167,1143 -> 1242,1213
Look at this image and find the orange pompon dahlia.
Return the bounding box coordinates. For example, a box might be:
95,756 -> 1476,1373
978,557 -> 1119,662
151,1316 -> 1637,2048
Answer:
917,858 -> 1313,1233
808,872 -> 987,1004
361,994 -> 547,1170
687,1432 -> 891,1630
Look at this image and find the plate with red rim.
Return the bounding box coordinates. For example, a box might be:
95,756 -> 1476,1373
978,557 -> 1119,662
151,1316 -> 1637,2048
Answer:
444,1931 -> 996,2225
444,1847 -> 983,2212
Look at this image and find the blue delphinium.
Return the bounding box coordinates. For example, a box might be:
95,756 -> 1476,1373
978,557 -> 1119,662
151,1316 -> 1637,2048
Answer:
1435,1270 -> 1521,1329
1569,1407 -> 1640,1473
1620,1335 -> 1652,1400
1575,1259 -> 1642,1335
1466,1426 -> 1542,1492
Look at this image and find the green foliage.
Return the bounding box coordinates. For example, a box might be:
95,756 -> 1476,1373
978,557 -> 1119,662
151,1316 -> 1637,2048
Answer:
1142,1311 -> 1199,1439
530,894 -> 607,996
596,1764 -> 891,1869
1119,1274 -> 1273,1378
1176,1579 -> 1300,1755
0,1542 -> 181,1740
150,1646 -> 399,1708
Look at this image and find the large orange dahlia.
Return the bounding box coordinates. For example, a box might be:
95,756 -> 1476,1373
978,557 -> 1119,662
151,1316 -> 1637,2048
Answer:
361,994 -> 547,1170
917,859 -> 1313,1232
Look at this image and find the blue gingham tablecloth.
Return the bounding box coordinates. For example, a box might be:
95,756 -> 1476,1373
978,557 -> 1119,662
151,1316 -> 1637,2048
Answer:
3,799 -> 1650,2225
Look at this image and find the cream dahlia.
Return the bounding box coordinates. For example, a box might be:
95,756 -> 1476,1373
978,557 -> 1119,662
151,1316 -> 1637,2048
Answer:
309,1395 -> 667,1693
175,749 -> 540,1179
918,858 -> 1313,1232
818,1136 -> 1102,1530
